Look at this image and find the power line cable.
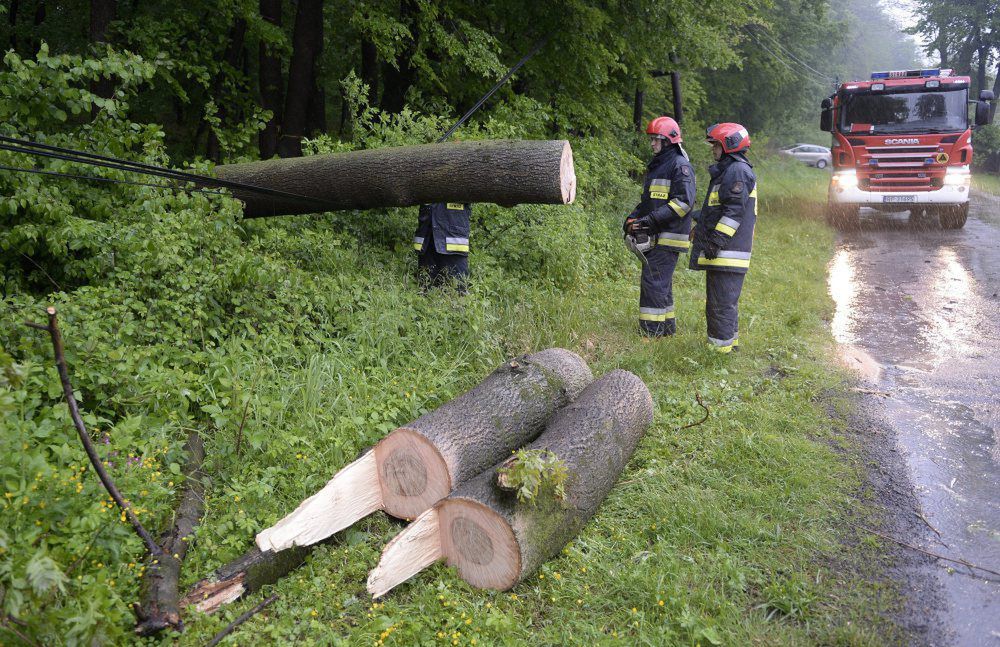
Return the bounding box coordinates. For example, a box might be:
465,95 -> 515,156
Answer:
747,35 -> 832,91
751,27 -> 835,81
0,163 -> 228,195
0,135 -> 334,207
436,35 -> 550,143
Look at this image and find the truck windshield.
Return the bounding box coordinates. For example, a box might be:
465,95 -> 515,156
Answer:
839,88 -> 968,134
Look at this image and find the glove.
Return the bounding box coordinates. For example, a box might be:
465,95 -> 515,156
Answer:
623,215 -> 636,234
703,239 -> 721,260
629,215 -> 653,234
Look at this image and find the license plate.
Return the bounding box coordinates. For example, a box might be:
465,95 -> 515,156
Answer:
883,195 -> 916,203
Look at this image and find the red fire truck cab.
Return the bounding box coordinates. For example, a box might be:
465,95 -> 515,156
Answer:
820,68 -> 995,229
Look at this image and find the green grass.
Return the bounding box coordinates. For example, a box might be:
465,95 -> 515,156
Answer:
3,146 -> 896,646
972,170 -> 1000,195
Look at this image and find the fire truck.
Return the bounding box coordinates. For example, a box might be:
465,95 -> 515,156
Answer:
820,68 -> 995,229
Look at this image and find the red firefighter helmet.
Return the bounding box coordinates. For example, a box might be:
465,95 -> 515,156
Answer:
646,116 -> 682,144
705,122 -> 751,153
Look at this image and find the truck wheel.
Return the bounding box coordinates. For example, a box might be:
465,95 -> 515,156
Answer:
816,159 -> 828,169
940,204 -> 969,229
826,205 -> 859,231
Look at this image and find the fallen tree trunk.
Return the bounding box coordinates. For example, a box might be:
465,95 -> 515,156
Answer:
185,349 -> 592,614
367,369 -> 653,597
134,432 -> 207,635
214,139 -> 576,217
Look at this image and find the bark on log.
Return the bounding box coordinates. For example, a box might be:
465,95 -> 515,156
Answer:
213,139 -> 576,217
134,432 -> 207,635
256,348 -> 593,553
181,546 -> 310,614
367,370 -> 653,597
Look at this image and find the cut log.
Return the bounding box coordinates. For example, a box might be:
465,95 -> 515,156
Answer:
367,369 -> 653,597
255,348 -> 593,554
214,139 -> 577,217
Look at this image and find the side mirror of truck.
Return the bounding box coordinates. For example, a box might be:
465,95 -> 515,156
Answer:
975,99 -> 993,126
820,98 -> 833,132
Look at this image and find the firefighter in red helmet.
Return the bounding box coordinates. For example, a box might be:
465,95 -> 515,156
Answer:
689,122 -> 758,353
624,116 -> 696,336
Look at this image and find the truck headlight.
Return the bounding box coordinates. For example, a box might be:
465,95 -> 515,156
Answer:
943,166 -> 971,186
832,169 -> 858,188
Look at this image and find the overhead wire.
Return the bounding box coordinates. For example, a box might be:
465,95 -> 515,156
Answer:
746,34 -> 833,91
0,163 -> 228,195
0,134 -> 334,207
436,35 -> 550,143
750,27 -> 836,81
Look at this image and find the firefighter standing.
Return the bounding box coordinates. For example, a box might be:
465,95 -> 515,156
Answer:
690,122 -> 758,353
413,202 -> 471,291
625,116 -> 696,336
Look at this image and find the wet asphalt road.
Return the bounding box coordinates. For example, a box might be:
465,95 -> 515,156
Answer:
829,192 -> 1000,646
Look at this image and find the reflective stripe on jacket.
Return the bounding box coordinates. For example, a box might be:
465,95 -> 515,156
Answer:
690,153 -> 757,274
413,202 -> 471,256
629,145 -> 696,249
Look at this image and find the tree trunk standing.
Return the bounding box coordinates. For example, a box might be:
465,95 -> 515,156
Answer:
670,71 -> 683,124
977,46 -> 988,95
956,23 -> 980,77
306,80 -> 326,135
206,18 -> 248,163
8,0 -> 18,53
367,370 -> 654,597
669,53 -> 683,124
258,0 -> 284,159
255,348 -> 593,553
990,61 -> 1000,121
28,0 -> 46,57
379,0 -> 418,113
361,38 -> 379,106
277,0 -> 323,158
89,0 -> 117,99
213,139 -> 578,216
632,87 -> 644,131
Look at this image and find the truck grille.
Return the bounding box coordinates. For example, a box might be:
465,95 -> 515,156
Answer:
859,144 -> 943,192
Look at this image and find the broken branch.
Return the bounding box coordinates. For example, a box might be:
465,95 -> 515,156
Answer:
861,526 -> 1000,578
26,307 -> 162,556
679,392 -> 710,430
205,594 -> 279,647
134,431 -> 208,636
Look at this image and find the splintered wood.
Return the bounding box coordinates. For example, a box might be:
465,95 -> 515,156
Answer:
255,451 -> 383,552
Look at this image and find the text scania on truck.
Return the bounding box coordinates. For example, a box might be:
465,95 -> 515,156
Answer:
819,69 -> 995,229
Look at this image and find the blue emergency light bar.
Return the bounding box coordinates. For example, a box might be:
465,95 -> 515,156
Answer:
871,69 -> 941,79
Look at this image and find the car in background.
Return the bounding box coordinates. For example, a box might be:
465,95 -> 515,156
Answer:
781,143 -> 832,169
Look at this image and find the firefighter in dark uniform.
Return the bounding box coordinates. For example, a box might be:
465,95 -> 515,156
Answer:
625,116 -> 696,336
413,202 -> 471,291
690,122 -> 757,353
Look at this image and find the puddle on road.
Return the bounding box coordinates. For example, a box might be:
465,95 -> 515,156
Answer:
827,208 -> 1000,646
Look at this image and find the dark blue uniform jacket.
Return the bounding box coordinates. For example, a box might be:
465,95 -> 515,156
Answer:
629,145 -> 696,252
690,152 -> 757,274
414,203 -> 471,255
